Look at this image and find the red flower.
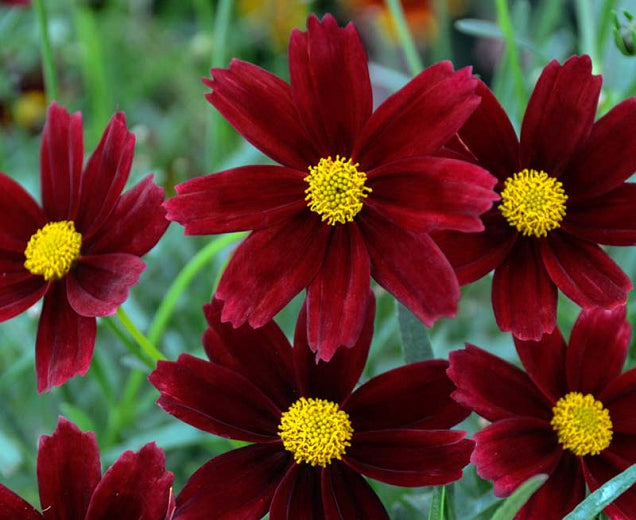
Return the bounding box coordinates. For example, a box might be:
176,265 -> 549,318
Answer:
433,55 -> 636,340
0,102 -> 168,392
164,13 -> 498,361
0,417 -> 174,519
149,293 -> 474,519
448,306 -> 636,520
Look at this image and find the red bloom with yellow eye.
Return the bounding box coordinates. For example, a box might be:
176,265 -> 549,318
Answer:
448,306 -> 636,520
164,13 -> 497,361
149,294 -> 474,519
0,102 -> 168,392
433,55 -> 636,340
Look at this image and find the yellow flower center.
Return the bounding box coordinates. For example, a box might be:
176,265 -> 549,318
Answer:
499,169 -> 567,237
278,397 -> 353,467
305,155 -> 371,225
24,221 -> 82,281
551,392 -> 613,456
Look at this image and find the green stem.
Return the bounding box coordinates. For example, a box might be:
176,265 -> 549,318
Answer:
574,0 -> 600,72
495,0 -> 527,110
431,0 -> 452,62
115,307 -> 165,364
147,232 -> 247,346
33,0 -> 58,102
385,0 -> 424,75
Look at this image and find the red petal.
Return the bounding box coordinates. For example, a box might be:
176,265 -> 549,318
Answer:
0,271 -> 47,322
345,429 -> 473,486
360,209 -> 459,326
470,417 -> 561,497
149,354 -> 282,441
366,156 -> 498,233
35,284 -> 96,393
166,166 -> 306,234
85,175 -> 168,256
431,209 -> 516,285
457,80 -> 520,181
66,254 -> 145,317
492,238 -> 557,340
345,360 -> 469,431
216,214 -> 329,328
562,97 -> 636,200
75,113 -> 134,237
0,485 -> 41,519
40,103 -> 84,220
175,444 -> 291,520
85,443 -> 173,520
306,223 -> 371,361
270,464 -> 324,520
563,184 -> 636,246
540,232 -> 632,309
202,299 -> 297,412
601,370 -> 636,435
355,63 -> 479,169
0,172 -> 45,252
519,56 -> 601,176
447,344 -> 553,422
514,327 -> 568,403
204,60 -> 317,170
293,292 -> 374,404
322,463 -> 389,520
37,417 -> 101,520
289,14 -> 372,157
566,306 -> 630,396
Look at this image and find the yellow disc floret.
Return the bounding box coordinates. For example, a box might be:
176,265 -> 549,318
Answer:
278,397 -> 353,467
305,155 -> 371,225
499,169 -> 567,237
551,392 -> 613,456
24,221 -> 82,281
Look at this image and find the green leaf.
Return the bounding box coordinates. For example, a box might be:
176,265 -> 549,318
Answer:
396,302 -> 434,362
491,474 -> 549,520
428,486 -> 446,520
563,463 -> 636,519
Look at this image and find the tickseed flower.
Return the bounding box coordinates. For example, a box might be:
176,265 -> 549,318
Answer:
0,417 -> 174,519
0,102 -> 168,392
165,13 -> 498,361
149,294 -> 474,519
448,305 -> 636,520
433,55 -> 636,341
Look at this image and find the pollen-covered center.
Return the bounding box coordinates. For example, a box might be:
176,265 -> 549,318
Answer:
24,220 -> 82,281
305,155 -> 371,225
551,392 -> 613,457
499,169 -> 567,237
278,397 -> 353,467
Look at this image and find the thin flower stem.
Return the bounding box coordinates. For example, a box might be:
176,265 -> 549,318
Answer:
431,0 -> 452,62
33,0 -> 59,102
574,0 -> 601,72
147,232 -> 247,347
385,0 -> 424,76
115,306 -> 166,364
495,0 -> 527,110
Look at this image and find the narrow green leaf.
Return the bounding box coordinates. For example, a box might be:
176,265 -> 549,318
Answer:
396,301 -> 433,363
454,18 -> 504,39
563,463 -> 636,519
428,486 -> 446,520
491,474 -> 549,520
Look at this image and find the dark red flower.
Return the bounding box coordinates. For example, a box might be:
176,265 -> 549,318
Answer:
0,102 -> 169,392
164,13 -> 498,361
0,416 -> 174,519
149,293 -> 474,519
448,306 -> 636,520
433,55 -> 636,340
0,1 -> 30,6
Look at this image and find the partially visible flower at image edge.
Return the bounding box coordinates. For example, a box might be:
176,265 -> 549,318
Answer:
0,416 -> 174,519
164,13 -> 498,362
0,102 -> 169,392
448,305 -> 636,520
433,54 -> 636,340
149,293 -> 474,519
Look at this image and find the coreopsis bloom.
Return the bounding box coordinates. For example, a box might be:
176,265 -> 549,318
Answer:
0,102 -> 168,392
0,416 -> 174,519
149,294 -> 474,519
165,13 -> 498,361
433,55 -> 636,340
448,306 -> 636,520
